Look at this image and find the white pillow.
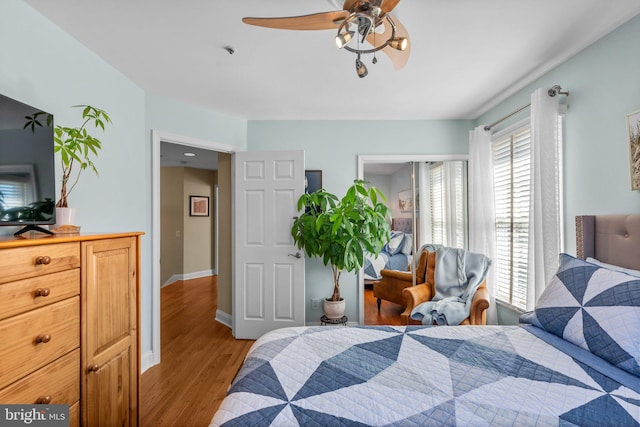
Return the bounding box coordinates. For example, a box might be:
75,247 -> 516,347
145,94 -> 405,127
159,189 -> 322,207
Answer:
400,233 -> 413,255
534,253 -> 640,377
384,231 -> 405,255
586,257 -> 640,278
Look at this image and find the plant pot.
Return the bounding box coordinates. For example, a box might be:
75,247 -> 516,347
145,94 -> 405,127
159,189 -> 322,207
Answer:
56,207 -> 77,226
323,298 -> 345,319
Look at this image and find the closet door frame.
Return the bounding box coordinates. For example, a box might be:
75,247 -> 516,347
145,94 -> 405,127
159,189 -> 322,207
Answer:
356,154 -> 469,325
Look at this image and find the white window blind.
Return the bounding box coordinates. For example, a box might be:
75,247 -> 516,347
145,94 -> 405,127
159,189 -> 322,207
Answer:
492,126 -> 531,310
429,161 -> 468,248
430,164 -> 445,245
0,175 -> 32,207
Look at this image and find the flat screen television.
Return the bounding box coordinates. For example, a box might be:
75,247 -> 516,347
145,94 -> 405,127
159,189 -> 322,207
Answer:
0,93 -> 55,236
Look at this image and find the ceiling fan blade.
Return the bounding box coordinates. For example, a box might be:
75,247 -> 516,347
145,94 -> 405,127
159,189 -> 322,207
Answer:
342,0 -> 361,12
381,0 -> 401,14
366,14 -> 410,70
242,11 -> 349,30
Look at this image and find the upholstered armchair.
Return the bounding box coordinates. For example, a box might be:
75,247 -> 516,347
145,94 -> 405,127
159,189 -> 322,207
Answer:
400,249 -> 490,325
373,249 -> 429,310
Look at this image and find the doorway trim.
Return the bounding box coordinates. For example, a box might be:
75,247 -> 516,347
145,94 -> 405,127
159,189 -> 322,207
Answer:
356,154 -> 469,325
148,130 -> 242,372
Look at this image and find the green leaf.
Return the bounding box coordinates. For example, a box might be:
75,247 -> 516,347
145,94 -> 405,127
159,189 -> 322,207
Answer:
289,179 -> 391,299
45,105 -> 111,204
331,215 -> 342,234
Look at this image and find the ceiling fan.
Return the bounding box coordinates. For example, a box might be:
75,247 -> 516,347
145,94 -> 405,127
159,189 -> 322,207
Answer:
242,0 -> 410,78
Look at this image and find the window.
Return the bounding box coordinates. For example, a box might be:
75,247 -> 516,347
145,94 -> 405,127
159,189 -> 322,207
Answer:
492,126 -> 531,310
0,165 -> 35,211
429,161 -> 467,248
430,164 -> 444,243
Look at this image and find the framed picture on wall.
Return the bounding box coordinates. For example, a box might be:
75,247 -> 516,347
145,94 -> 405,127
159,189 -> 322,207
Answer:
628,110 -> 640,190
398,189 -> 419,213
305,170 -> 322,194
190,195 -> 210,216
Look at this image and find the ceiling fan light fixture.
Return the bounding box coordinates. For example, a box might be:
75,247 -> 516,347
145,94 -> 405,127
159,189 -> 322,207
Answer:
388,37 -> 408,51
243,0 -> 410,76
355,55 -> 368,78
335,30 -> 354,48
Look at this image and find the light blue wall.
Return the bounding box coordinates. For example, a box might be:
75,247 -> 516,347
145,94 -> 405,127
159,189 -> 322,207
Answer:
1,1 -> 146,233
145,93 -> 247,148
478,14 -> 640,255
1,0 -> 153,349
1,0 -> 249,360
4,0 -> 640,337
478,14 -> 640,323
248,120 -> 474,322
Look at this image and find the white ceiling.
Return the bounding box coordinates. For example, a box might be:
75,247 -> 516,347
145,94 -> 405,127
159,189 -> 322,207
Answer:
23,0 -> 640,121
160,142 -> 218,170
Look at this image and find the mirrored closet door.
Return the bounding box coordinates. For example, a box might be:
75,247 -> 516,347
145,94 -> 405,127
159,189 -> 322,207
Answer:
358,155 -> 469,325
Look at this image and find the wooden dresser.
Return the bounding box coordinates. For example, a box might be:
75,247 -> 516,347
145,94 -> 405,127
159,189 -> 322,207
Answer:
0,232 -> 142,427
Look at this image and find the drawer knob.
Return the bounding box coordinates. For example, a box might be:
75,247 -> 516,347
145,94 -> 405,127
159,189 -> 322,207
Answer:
87,364 -> 100,373
36,395 -> 52,404
35,334 -> 51,344
35,256 -> 52,265
34,288 -> 51,297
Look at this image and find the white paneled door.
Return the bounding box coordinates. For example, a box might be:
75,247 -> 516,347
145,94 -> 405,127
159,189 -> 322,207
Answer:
233,151 -> 305,339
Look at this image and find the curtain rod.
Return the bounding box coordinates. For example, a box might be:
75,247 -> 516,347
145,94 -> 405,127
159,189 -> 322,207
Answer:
483,85 -> 569,132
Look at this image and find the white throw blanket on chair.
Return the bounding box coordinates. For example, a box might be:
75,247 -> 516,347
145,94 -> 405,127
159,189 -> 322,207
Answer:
410,245 -> 491,325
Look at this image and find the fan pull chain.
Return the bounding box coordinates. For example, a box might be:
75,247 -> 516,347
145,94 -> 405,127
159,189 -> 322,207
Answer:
372,26 -> 377,64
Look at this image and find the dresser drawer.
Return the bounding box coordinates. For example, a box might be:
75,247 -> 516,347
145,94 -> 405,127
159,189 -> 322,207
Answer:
0,269 -> 80,320
0,349 -> 79,405
0,243 -> 80,285
0,297 -> 79,389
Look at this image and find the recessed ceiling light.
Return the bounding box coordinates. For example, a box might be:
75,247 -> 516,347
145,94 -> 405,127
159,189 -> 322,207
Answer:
183,152 -> 196,157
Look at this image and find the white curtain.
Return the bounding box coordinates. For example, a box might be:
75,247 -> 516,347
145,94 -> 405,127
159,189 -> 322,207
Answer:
527,88 -> 562,310
468,125 -> 498,325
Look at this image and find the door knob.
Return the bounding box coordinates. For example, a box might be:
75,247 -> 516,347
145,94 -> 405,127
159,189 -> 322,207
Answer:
288,252 -> 302,259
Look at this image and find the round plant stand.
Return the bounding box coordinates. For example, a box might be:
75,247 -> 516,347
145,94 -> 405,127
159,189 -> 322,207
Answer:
320,315 -> 348,326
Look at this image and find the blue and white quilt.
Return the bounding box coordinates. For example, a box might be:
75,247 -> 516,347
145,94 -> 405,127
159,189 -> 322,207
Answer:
211,324 -> 640,426
363,252 -> 409,280
363,231 -> 411,280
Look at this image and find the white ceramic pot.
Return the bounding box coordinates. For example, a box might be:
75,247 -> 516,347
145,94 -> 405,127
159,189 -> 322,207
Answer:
323,298 -> 346,319
55,207 -> 77,226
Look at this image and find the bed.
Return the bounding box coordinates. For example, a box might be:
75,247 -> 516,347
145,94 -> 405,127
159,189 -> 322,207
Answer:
211,214 -> 640,426
363,218 -> 414,283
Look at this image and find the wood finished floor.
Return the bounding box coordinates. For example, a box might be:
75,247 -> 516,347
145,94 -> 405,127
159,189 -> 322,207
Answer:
140,276 -> 253,426
140,277 -> 401,426
363,284 -> 404,326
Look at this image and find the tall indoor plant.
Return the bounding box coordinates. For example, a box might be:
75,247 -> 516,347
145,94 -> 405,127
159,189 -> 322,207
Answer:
52,105 -> 111,209
26,105 -> 112,226
291,180 -> 391,318
26,105 -> 111,207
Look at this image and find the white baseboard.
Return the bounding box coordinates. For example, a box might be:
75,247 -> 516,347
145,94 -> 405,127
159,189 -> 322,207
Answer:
162,269 -> 216,287
215,309 -> 232,329
141,349 -> 159,374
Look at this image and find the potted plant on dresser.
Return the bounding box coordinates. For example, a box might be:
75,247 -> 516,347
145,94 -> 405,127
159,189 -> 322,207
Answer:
291,179 -> 391,319
27,105 -> 112,230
